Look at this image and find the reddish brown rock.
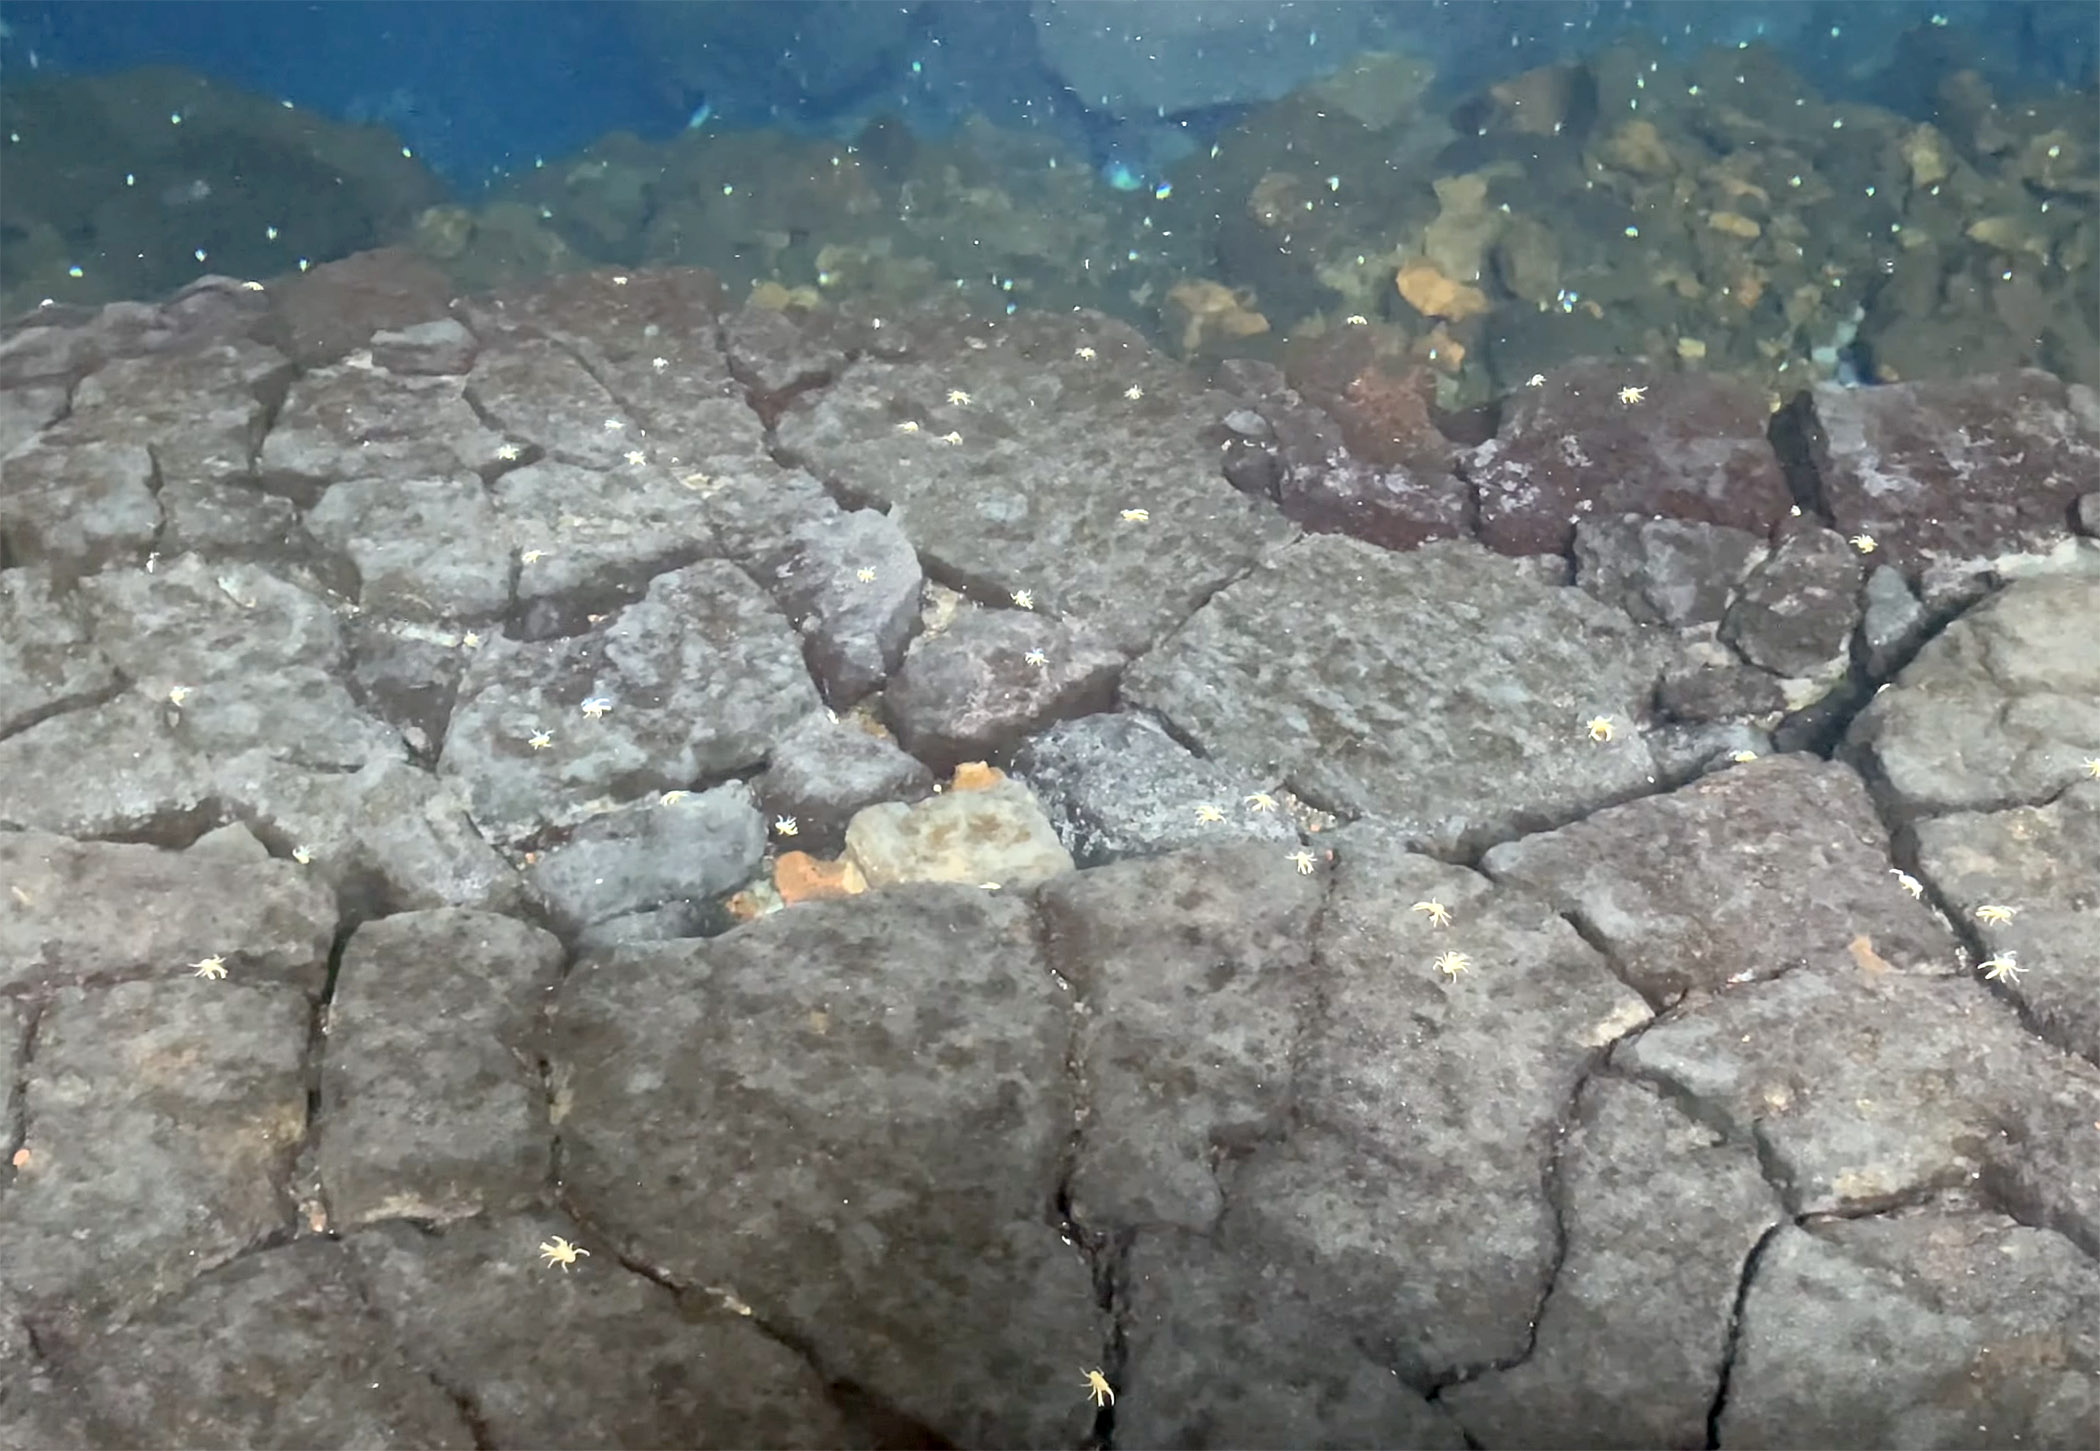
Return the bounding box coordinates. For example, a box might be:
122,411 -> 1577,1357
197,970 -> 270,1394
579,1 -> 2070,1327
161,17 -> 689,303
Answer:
1465,361 -> 1791,558
1221,355 -> 1469,553
1785,369 -> 2100,572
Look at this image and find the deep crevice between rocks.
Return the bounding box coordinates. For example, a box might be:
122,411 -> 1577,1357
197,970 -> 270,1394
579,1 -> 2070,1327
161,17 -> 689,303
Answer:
289,926 -> 353,1239
1951,914 -> 2099,1074
1978,1152 -> 2100,1266
1033,898 -> 1125,1451
546,1177 -> 952,1451
0,667 -> 129,749
1,997 -> 45,1195
92,791 -> 226,854
1540,900 -> 1677,1021
336,1232 -> 500,1451
1702,1217 -> 1785,1449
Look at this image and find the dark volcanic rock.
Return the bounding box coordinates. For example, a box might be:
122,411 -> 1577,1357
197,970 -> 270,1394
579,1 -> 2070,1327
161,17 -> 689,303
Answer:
260,248 -> 457,369
1481,754 -> 1957,1003
0,438 -> 161,579
318,909 -> 563,1227
37,1241 -> 476,1448
1440,1077 -> 1781,1448
1618,965 -> 2100,1234
1015,711 -> 1300,865
346,1215 -> 849,1448
549,889 -> 1105,1447
1218,838 -> 1651,1378
0,566 -> 121,735
1720,527 -> 1865,679
439,559 -> 820,845
1041,842 -> 1323,1232
756,710 -> 935,855
1574,513 -> 1765,627
0,975 -> 314,1333
1125,533 -> 1678,856
522,780 -> 763,934
1847,573 -> 2100,816
775,310 -> 1296,656
764,506 -> 921,705
6,259 -> 2098,1449
1720,1215 -> 2100,1449
883,605 -> 1122,772
0,824 -> 335,995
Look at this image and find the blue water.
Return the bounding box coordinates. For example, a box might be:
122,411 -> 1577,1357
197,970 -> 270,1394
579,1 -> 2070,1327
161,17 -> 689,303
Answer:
3,0 -> 2092,189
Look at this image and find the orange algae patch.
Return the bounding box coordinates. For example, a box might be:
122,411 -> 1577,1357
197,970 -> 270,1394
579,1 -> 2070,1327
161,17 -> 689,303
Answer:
774,850 -> 867,904
951,762 -> 1006,791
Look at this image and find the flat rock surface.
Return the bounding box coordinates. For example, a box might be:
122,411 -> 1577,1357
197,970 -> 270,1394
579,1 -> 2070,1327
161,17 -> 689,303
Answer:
2,261 -> 2096,1448
1124,533 -> 1679,856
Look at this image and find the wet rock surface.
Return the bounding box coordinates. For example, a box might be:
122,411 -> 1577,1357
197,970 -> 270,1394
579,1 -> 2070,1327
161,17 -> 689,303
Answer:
2,260 -> 2097,1448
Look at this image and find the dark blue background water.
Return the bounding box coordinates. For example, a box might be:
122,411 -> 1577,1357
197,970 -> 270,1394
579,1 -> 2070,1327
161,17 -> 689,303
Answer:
3,0 -> 2093,189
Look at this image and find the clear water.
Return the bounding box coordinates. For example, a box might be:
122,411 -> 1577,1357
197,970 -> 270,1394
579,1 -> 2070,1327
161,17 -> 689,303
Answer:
2,0 -> 2095,397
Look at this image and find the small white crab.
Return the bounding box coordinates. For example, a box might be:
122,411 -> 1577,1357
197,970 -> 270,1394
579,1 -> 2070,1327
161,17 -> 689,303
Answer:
1434,950 -> 1471,979
937,431 -> 963,446
1411,900 -> 1453,928
1024,648 -> 1048,667
774,816 -> 799,837
1288,848 -> 1317,874
1617,384 -> 1647,405
946,389 -> 972,406
894,420 -> 921,435
1980,952 -> 2022,984
1244,792 -> 1277,813
1123,385 -> 1144,401
538,1236 -> 590,1271
1586,715 -> 1616,743
1082,1368 -> 1115,1407
1889,869 -> 1924,899
1120,508 -> 1149,522
580,696 -> 613,719
1849,534 -> 1877,553
1194,803 -> 1225,823
856,566 -> 878,583
1524,373 -> 1546,388
191,954 -> 228,980
1974,903 -> 2017,926
528,730 -> 554,751
1011,589 -> 1035,610
1074,346 -> 1097,361
1344,313 -> 1369,326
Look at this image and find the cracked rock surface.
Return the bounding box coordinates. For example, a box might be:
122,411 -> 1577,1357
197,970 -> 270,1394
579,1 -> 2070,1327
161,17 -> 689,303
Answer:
2,259 -> 2098,1448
